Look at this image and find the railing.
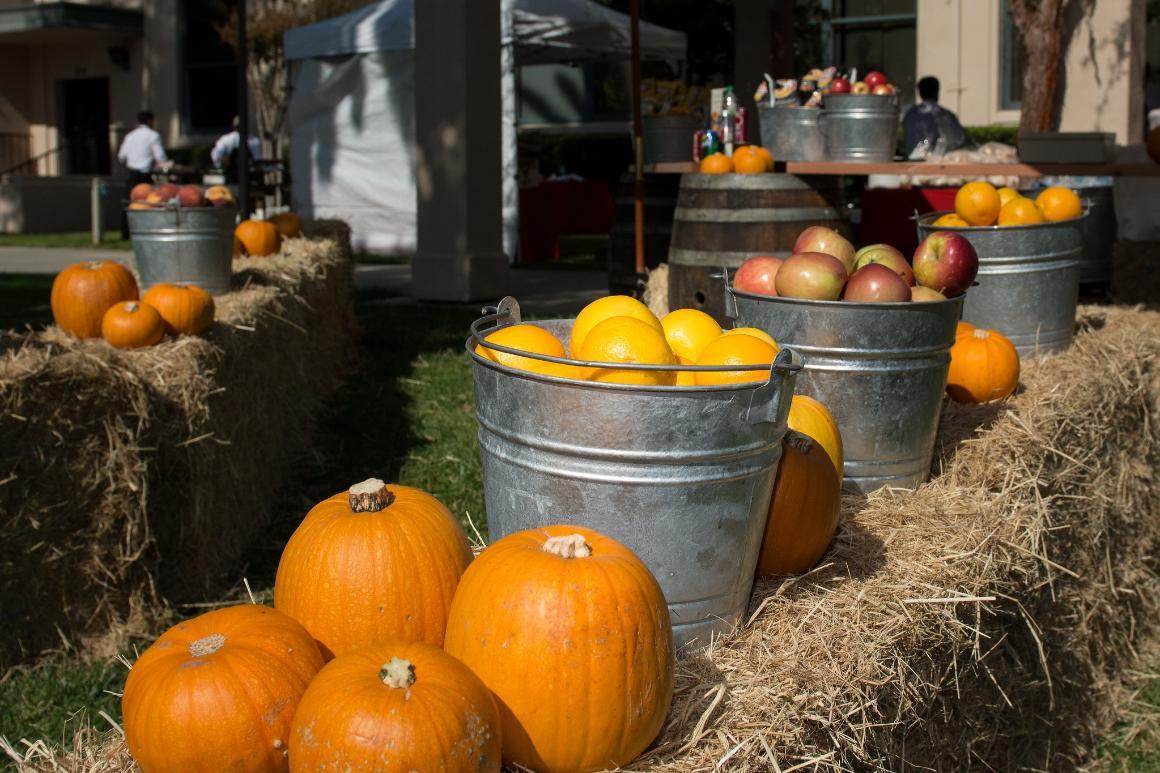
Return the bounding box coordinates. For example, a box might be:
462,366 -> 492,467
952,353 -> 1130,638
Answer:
0,133 -> 34,176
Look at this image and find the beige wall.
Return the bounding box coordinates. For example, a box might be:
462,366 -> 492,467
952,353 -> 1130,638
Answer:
917,0 -> 1145,143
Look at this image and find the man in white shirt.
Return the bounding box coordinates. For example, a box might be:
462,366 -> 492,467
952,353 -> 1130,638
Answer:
117,110 -> 171,184
211,116 -> 262,182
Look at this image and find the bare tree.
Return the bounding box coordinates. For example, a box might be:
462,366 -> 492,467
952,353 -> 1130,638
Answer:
219,0 -> 364,161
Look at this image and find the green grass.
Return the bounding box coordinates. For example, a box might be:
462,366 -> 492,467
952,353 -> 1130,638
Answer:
0,660 -> 124,749
0,232 -> 131,251
1094,669 -> 1160,771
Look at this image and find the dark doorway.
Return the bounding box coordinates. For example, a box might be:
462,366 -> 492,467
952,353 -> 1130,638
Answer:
61,77 -> 110,174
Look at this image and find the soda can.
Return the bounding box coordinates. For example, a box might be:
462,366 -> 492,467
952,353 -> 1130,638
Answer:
734,107 -> 748,145
699,129 -> 722,159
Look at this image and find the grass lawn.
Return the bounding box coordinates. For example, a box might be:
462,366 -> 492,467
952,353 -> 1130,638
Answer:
0,272 -> 1157,766
0,232 -> 132,251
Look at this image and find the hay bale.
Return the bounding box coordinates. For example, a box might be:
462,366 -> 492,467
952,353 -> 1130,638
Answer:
0,227 -> 356,668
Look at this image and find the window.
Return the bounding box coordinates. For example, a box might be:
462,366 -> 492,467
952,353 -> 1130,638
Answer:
999,0 -> 1025,109
181,0 -> 238,134
826,0 -> 917,102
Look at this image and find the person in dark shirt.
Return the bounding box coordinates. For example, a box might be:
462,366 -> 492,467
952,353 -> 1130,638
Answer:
902,76 -> 969,157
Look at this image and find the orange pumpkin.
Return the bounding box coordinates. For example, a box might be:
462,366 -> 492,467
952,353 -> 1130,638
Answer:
50,260 -> 139,339
122,604 -> 324,772
955,320 -> 976,340
787,394 -> 843,477
141,283 -> 215,336
274,478 -> 473,658
756,431 -> 841,577
289,640 -> 502,771
946,327 -> 1020,403
268,212 -> 303,240
235,219 -> 281,257
101,301 -> 165,349
443,525 -> 674,772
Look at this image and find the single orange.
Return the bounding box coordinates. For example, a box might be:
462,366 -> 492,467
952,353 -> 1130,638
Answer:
720,327 -> 780,352
575,316 -> 676,386
996,186 -> 1020,208
693,333 -> 778,386
932,213 -> 970,228
475,324 -> 567,377
1034,186 -> 1083,222
752,146 -> 774,171
997,196 -> 1045,227
675,369 -> 698,387
733,151 -> 767,174
661,308 -> 722,364
569,295 -> 662,355
954,181 -> 1001,226
699,153 -> 733,174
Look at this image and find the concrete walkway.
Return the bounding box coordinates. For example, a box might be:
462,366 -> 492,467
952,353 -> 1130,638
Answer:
0,247 -> 609,317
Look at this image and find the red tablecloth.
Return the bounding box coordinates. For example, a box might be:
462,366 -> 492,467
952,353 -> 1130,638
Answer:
519,180 -> 614,263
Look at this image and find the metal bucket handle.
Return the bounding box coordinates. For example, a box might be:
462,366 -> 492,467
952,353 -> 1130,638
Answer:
469,295 -> 800,379
713,267 -> 740,321
746,347 -> 801,426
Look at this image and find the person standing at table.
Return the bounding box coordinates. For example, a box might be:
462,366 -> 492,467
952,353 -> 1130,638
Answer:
117,110 -> 171,185
902,77 -> 969,157
211,117 -> 262,183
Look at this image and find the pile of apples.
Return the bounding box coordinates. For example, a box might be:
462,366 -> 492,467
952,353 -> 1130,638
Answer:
828,70 -> 894,97
733,225 -> 979,303
128,183 -> 234,210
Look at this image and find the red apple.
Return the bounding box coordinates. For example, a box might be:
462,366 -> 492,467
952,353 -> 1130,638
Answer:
793,226 -> 857,274
774,252 -> 849,301
129,183 -> 153,202
912,231 -> 979,297
843,264 -> 911,302
177,184 -> 206,207
872,83 -> 895,96
909,286 -> 946,302
851,82 -> 870,94
864,71 -> 887,89
853,243 -> 915,286
829,78 -> 851,94
146,183 -> 179,206
733,256 -> 784,297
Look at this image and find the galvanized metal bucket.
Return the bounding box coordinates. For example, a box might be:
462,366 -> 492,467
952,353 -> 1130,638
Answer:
1026,184 -> 1115,285
127,205 -> 236,294
468,297 -> 802,650
818,94 -> 899,163
758,106 -> 827,162
721,276 -> 964,493
916,212 -> 1085,356
643,115 -> 700,165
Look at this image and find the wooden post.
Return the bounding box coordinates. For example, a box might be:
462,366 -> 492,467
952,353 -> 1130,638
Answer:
90,177 -> 102,245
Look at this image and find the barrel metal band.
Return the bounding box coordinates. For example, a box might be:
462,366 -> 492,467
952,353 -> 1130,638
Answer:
673,206 -> 839,223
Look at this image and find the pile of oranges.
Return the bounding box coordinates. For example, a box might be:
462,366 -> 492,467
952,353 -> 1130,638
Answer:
699,145 -> 775,175
475,295 -> 780,387
933,181 -> 1083,228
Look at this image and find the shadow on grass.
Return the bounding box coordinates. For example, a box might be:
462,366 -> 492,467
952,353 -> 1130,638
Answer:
0,274 -> 53,331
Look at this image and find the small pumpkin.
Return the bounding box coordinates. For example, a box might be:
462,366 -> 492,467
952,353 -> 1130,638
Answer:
50,260 -> 139,338
235,219 -> 280,257
141,283 -> 215,336
122,604 -> 324,772
946,327 -> 1020,403
787,394 -> 843,477
443,525 -> 674,772
268,212 -> 303,240
101,301 -> 165,349
274,478 -> 473,658
955,320 -> 976,340
289,640 -> 502,771
756,430 -> 841,577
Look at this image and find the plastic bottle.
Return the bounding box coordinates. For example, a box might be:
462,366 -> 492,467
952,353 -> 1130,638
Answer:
721,85 -> 737,157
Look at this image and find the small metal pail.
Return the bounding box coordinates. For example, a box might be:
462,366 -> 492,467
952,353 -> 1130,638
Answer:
818,94 -> 900,163
916,212 -> 1085,355
758,106 -> 827,162
468,297 -> 801,650
721,276 -> 963,493
127,205 -> 236,294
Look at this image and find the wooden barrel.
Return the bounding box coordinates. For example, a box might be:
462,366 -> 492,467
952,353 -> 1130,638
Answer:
667,173 -> 850,323
607,174 -> 681,297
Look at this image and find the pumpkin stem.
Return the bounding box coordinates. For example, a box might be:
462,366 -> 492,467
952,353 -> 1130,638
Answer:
85,261 -> 103,270
123,301 -> 139,313
188,634 -> 225,657
348,478 -> 395,512
784,429 -> 815,456
380,657 -> 415,689
972,329 -> 989,340
542,533 -> 592,558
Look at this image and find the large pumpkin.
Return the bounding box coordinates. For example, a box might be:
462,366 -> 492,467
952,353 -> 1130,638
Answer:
268,212 -> 303,240
289,640 -> 502,771
274,478 -> 473,658
122,604 -> 324,772
50,260 -> 139,338
787,394 -> 842,477
101,301 -> 165,349
141,283 -> 215,336
946,327 -> 1020,403
236,219 -> 281,257
443,525 -> 674,772
756,431 -> 841,577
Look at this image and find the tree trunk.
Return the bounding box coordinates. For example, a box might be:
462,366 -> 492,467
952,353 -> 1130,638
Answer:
1009,0 -> 1067,134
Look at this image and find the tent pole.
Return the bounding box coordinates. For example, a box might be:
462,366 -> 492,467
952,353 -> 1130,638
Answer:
237,0 -> 249,218
630,0 -> 644,281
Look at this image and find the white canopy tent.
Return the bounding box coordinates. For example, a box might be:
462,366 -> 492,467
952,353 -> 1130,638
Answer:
284,0 -> 685,255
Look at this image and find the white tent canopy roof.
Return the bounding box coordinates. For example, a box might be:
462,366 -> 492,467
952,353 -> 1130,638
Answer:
283,0 -> 686,64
